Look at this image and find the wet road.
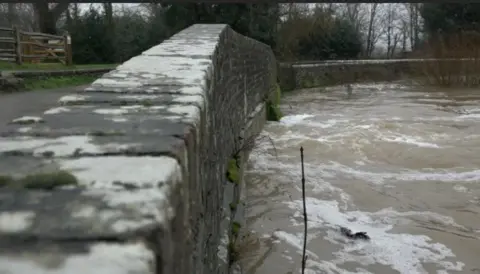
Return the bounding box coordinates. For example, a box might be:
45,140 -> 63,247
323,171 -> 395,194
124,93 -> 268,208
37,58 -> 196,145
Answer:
0,85 -> 87,127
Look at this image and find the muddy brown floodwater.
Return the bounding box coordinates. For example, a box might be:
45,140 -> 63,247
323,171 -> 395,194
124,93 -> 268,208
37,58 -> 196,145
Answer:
240,82 -> 480,274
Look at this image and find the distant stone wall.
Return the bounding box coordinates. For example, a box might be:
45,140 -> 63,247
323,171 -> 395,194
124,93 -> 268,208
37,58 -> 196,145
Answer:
0,24 -> 276,274
278,59 -> 428,91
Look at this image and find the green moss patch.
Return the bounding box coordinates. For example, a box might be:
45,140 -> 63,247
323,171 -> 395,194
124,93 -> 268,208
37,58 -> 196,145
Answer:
88,130 -> 125,137
141,100 -> 154,107
266,101 -> 282,121
226,158 -> 240,184
229,202 -> 237,211
0,175 -> 13,187
228,242 -> 239,265
227,221 -> 242,265
301,78 -> 313,88
301,77 -> 326,88
266,83 -> 283,121
0,171 -> 78,190
231,221 -> 241,238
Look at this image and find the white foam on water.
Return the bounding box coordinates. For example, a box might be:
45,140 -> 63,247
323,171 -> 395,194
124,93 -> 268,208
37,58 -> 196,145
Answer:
273,231 -> 319,260
379,134 -> 441,148
282,197 -> 465,274
280,114 -> 315,125
453,185 -> 469,193
246,84 -> 479,273
458,113 -> 480,119
320,162 -> 480,184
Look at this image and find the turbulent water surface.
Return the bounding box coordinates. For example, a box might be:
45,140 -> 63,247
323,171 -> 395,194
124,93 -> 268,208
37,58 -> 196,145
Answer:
240,82 -> 480,274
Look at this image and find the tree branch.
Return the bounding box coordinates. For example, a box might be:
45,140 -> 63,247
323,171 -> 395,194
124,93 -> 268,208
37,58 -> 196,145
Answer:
52,2 -> 70,20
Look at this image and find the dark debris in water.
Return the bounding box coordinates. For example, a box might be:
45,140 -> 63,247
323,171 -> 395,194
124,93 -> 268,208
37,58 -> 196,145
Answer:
339,226 -> 370,241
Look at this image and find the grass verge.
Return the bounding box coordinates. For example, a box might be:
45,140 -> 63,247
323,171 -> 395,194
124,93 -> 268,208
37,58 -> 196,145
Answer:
23,75 -> 98,91
0,61 -> 117,71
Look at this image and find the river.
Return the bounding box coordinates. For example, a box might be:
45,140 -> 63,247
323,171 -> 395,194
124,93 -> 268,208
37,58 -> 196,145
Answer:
240,82 -> 480,274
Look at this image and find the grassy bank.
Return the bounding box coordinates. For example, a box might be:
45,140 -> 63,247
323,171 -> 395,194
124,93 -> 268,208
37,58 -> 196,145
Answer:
0,61 -> 115,92
0,61 -> 117,71
22,75 -> 98,91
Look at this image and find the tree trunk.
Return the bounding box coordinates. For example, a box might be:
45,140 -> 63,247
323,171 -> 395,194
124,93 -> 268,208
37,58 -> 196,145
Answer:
33,2 -> 70,34
366,4 -> 377,57
103,2 -> 116,62
7,3 -> 16,26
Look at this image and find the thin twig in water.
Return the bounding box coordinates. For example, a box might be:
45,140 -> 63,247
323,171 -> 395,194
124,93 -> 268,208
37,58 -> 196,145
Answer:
300,146 -> 308,274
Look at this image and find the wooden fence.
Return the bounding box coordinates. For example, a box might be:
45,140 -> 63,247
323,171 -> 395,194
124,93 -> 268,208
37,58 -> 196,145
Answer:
0,26 -> 72,66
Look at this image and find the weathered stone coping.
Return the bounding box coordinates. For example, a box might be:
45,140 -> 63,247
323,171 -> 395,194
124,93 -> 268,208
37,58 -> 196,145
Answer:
0,23 -> 277,274
0,24 -> 225,274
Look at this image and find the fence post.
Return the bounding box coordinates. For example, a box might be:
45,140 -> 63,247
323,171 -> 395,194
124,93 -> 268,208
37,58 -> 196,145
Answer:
63,32 -> 72,66
13,25 -> 22,65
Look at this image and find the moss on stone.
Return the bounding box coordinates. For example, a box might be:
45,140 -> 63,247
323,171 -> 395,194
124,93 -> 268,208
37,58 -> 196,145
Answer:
226,158 -> 240,184
266,84 -> 283,121
229,202 -> 237,211
21,171 -> 78,190
301,78 -> 313,88
141,99 -> 153,107
0,175 -> 13,187
41,151 -> 55,158
0,171 -> 78,190
88,130 -> 124,136
22,171 -> 78,190
266,101 -> 282,121
231,221 -> 241,238
228,242 -> 239,265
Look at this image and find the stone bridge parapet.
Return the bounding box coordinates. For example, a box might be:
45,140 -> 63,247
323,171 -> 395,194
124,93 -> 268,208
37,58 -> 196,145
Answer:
0,24 -> 277,274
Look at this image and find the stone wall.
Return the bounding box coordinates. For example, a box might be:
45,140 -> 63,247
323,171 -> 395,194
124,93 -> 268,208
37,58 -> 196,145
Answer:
0,24 -> 276,274
278,59 -> 429,91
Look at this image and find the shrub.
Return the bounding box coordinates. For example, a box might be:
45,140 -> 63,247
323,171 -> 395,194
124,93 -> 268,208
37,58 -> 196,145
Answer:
412,31 -> 480,87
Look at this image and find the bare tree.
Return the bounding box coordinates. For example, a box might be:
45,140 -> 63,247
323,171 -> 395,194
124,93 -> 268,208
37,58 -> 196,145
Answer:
0,4 -> 37,30
103,3 -> 116,61
385,4 -> 400,58
342,3 -> 367,35
400,19 -> 408,55
7,3 -> 15,26
405,3 -> 421,50
365,3 -> 378,57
